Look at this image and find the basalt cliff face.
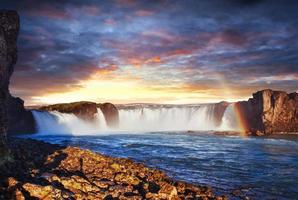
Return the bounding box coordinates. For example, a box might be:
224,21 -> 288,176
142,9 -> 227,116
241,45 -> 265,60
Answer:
235,89 -> 298,135
0,11 -> 35,138
0,10 -> 20,154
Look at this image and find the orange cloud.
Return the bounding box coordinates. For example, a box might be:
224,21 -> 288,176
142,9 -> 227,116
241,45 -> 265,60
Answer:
127,56 -> 161,68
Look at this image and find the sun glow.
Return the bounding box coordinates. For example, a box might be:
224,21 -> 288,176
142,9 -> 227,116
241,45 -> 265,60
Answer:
30,66 -> 248,105
31,79 -> 242,105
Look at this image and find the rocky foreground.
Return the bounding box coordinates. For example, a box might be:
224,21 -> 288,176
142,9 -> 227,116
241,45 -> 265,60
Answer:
0,138 -> 227,200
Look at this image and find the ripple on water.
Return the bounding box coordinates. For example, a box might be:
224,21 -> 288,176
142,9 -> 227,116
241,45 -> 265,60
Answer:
24,132 -> 298,200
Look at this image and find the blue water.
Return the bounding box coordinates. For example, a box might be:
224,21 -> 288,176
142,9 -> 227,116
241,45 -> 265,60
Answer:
24,132 -> 298,200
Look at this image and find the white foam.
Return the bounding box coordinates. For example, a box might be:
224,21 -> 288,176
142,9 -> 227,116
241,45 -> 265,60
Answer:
32,104 -> 240,135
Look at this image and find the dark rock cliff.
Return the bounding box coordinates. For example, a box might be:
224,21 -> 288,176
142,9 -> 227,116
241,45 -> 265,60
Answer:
0,11 -> 35,138
0,11 -> 19,151
235,89 -> 298,135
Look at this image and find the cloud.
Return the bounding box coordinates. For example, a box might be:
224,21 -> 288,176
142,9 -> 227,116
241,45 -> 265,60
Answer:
1,0 -> 297,104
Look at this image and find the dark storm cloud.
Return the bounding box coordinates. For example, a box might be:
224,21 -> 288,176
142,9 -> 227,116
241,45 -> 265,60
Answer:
1,0 -> 298,103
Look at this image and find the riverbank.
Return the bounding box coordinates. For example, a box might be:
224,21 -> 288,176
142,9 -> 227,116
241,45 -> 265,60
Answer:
0,138 -> 227,200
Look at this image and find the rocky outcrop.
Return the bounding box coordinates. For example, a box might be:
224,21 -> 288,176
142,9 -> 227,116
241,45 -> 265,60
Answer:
235,89 -> 298,135
0,11 -> 19,154
98,103 -> 119,127
40,101 -> 98,121
0,138 -> 227,200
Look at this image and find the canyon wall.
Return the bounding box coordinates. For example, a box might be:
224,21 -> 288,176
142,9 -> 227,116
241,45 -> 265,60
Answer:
235,89 -> 298,135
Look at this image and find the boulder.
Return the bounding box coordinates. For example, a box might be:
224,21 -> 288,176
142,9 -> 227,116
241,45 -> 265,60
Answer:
235,89 -> 298,134
40,101 -> 98,121
98,103 -> 119,127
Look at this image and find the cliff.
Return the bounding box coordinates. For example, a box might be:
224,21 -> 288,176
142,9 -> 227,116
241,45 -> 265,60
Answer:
0,11 -> 19,156
235,89 -> 298,135
0,11 -> 35,138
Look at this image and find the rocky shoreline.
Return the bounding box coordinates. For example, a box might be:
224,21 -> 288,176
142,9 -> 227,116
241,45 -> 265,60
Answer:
0,137 -> 228,200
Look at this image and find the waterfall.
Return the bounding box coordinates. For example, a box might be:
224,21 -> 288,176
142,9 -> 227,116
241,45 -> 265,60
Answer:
118,106 -> 218,131
32,109 -> 108,135
32,104 -> 240,135
219,104 -> 241,131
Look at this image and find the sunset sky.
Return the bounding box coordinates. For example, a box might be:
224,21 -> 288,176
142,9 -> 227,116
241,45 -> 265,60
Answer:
2,0 -> 298,105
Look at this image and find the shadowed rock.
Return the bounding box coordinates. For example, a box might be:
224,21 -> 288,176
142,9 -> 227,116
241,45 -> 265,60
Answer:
0,10 -> 20,149
7,95 -> 35,134
0,10 -> 35,138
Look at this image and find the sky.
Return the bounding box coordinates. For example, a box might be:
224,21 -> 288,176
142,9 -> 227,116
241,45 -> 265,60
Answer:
2,0 -> 298,105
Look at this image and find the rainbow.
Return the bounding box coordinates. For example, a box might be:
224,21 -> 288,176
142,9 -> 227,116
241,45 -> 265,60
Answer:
234,103 -> 249,137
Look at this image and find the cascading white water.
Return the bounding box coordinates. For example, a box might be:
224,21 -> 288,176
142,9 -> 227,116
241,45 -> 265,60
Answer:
219,104 -> 241,131
32,108 -> 108,135
32,104 -> 240,135
118,106 -> 218,131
